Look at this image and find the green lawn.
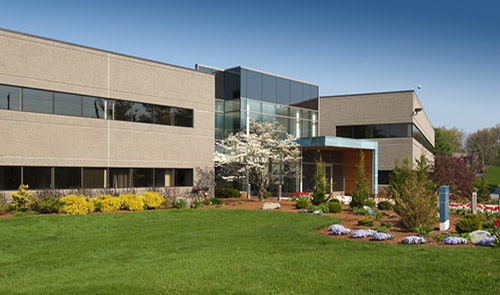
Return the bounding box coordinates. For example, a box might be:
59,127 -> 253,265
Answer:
0,210 -> 498,294
485,165 -> 500,192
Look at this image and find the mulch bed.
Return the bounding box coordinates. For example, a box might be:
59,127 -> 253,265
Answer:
0,197 -> 480,247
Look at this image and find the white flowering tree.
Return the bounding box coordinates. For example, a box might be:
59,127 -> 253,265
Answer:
214,120 -> 301,201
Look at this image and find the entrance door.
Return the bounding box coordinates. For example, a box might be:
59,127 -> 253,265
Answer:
324,164 -> 334,194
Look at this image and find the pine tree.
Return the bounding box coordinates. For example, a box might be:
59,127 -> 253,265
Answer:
311,157 -> 328,205
350,150 -> 373,208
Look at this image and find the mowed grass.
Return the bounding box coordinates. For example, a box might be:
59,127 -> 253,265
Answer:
485,165 -> 500,192
0,210 -> 499,294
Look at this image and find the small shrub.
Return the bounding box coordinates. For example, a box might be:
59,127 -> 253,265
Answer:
142,191 -> 164,209
329,202 -> 343,213
307,205 -> 321,213
353,207 -> 370,216
59,195 -> 95,215
215,188 -> 240,198
119,194 -> 144,211
295,197 -> 309,209
329,198 -> 342,204
414,224 -> 433,236
174,198 -> 186,209
192,197 -> 204,209
263,190 -> 272,199
238,201 -> 244,205
377,200 -> 393,211
10,185 -> 34,212
374,225 -> 390,233
36,195 -> 64,213
11,210 -> 39,217
357,217 -> 375,227
374,210 -> 384,221
456,214 -> 483,233
94,195 -> 121,213
202,197 -> 224,206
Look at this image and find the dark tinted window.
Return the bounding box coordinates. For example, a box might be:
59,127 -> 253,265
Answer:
82,96 -> 105,119
224,70 -> 241,99
373,124 -> 390,138
240,69 -> 247,98
354,125 -> 371,138
54,93 -> 82,117
132,103 -> 154,123
262,74 -> 277,103
173,108 -> 193,127
378,170 -> 392,185
336,126 -> 353,137
23,166 -> 51,189
83,168 -> 106,188
155,168 -> 173,187
109,168 -> 130,188
0,85 -> 21,111
111,100 -> 133,121
133,168 -> 153,187
276,78 -> 290,105
55,167 -> 81,189
155,105 -> 172,125
0,166 -> 21,190
246,70 -> 262,100
290,81 -> 303,104
174,169 -> 193,186
215,113 -> 224,140
390,123 -> 411,137
23,88 -> 53,114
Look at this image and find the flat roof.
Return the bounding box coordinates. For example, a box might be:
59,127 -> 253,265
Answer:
0,27 -> 212,77
321,89 -> 415,98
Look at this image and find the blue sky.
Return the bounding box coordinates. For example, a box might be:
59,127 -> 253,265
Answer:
1,0 -> 499,133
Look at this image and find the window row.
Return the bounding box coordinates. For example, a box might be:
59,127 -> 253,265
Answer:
0,166 -> 193,190
219,112 -> 318,139
223,99 -> 318,120
336,123 -> 434,150
0,84 -> 193,127
220,67 -> 319,107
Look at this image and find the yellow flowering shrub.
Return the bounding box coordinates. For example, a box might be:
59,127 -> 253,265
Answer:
118,194 -> 144,211
142,192 -> 164,209
10,184 -> 34,211
95,195 -> 122,213
59,195 -> 95,215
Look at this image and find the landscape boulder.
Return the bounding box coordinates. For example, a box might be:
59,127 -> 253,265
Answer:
469,230 -> 492,244
262,202 -> 281,210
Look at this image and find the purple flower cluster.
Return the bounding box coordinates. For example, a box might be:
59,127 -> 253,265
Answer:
443,236 -> 468,245
312,210 -> 323,215
351,229 -> 377,238
371,232 -> 393,241
475,238 -> 495,247
400,235 -> 427,244
328,224 -> 351,235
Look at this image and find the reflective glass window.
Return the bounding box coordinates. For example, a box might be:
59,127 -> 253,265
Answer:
173,108 -> 193,127
277,105 -> 289,117
133,168 -> 153,187
247,100 -> 261,113
174,169 -> 193,186
390,123 -> 411,137
302,84 -> 312,101
290,81 -> 303,104
109,100 -> 133,121
224,112 -> 240,136
83,96 -> 105,119
373,124 -> 390,138
55,167 -> 81,189
155,105 -> 173,125
249,112 -> 262,122
262,114 -> 276,122
23,166 -> 51,189
132,103 -> 154,123
224,70 -> 241,99
155,168 -> 173,187
246,70 -> 262,100
215,100 -> 224,112
54,93 -> 82,117
83,168 -> 106,188
262,74 -> 277,103
23,88 -> 53,114
262,102 -> 276,115
0,85 -> 21,111
0,166 -> 21,190
109,168 -> 131,188
289,117 -> 297,137
290,108 -> 302,119
312,121 -> 318,137
215,113 -> 224,140
240,69 -> 247,98
276,78 -> 290,105
354,125 -> 371,138
311,86 -> 319,100
225,99 -> 240,112
303,110 -> 312,120
302,120 -> 312,138
277,116 -> 288,131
